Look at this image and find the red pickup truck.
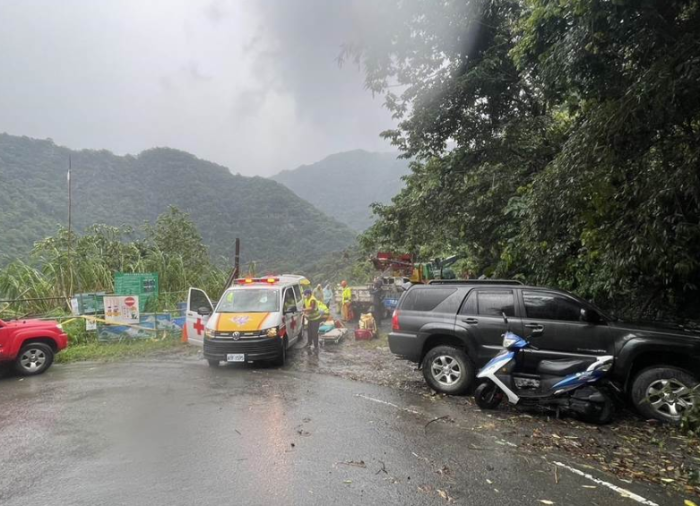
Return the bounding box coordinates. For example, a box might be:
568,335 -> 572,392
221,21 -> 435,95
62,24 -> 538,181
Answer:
0,318 -> 68,375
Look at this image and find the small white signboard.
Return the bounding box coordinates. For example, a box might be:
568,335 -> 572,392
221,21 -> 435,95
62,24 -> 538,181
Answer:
104,296 -> 140,325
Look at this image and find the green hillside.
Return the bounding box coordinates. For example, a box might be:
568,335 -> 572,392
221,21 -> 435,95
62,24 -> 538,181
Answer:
0,133 -> 355,272
271,150 -> 410,231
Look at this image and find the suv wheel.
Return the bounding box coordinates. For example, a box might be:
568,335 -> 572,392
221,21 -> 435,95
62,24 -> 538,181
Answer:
422,345 -> 473,395
631,366 -> 697,424
14,343 -> 54,376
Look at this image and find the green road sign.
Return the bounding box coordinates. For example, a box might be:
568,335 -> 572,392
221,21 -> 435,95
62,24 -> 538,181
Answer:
114,273 -> 159,311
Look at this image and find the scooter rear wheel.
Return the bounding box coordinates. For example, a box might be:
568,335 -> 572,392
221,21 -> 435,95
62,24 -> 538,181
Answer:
474,381 -> 503,410
579,393 -> 614,425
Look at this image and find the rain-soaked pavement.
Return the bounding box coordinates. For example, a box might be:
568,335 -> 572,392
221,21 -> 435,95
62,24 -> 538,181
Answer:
0,350 -> 681,506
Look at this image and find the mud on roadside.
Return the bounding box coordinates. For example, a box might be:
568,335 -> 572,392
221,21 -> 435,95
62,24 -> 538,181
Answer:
286,325 -> 700,498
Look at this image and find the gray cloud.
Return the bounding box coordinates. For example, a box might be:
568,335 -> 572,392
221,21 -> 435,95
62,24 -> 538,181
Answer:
0,0 -> 396,176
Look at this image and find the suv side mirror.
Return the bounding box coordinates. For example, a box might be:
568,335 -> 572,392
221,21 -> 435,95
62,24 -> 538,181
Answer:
581,308 -> 601,324
198,307 -> 212,317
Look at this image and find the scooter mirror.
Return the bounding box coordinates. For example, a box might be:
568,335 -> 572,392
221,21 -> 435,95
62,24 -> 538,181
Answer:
501,311 -> 509,326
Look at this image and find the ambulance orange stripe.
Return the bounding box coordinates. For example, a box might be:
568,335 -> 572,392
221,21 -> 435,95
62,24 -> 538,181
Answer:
216,312 -> 272,332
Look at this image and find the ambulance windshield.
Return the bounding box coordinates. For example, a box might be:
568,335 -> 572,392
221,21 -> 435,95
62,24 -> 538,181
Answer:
217,289 -> 280,313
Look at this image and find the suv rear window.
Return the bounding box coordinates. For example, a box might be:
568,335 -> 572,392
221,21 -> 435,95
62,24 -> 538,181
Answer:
401,288 -> 458,312
523,291 -> 582,321
477,290 -> 515,317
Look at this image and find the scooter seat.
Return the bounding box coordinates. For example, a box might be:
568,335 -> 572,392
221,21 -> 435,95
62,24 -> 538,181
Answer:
537,359 -> 588,376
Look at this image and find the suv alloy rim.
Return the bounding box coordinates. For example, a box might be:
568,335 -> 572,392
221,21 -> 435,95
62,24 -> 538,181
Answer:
430,355 -> 461,386
20,348 -> 47,372
646,378 -> 694,418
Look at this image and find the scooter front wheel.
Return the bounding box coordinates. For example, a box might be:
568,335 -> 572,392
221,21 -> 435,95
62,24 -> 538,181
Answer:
474,381 -> 504,410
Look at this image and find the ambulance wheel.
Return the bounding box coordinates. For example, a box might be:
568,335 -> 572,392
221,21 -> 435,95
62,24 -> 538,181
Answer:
474,381 -> 503,410
271,338 -> 287,367
207,359 -> 220,367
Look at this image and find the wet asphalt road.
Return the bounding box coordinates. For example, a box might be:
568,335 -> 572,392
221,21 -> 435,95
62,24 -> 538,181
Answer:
0,357 -> 678,506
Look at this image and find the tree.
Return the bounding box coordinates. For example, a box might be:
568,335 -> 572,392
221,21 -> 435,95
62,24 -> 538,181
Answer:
349,0 -> 700,319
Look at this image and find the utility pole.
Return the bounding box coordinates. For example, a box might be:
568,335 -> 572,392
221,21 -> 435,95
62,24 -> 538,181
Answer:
67,155 -> 73,302
67,155 -> 72,248
234,237 -> 240,280
223,238 -> 241,292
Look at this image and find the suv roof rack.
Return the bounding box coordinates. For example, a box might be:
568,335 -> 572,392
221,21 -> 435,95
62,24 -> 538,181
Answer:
427,279 -> 523,285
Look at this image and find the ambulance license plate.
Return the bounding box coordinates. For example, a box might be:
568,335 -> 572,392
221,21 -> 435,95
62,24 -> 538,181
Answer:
226,354 -> 245,362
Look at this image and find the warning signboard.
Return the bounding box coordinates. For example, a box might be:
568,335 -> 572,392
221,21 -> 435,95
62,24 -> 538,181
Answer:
104,296 -> 140,325
114,273 -> 158,311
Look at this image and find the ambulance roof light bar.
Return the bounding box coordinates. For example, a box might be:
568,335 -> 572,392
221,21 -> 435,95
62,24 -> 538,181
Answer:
234,277 -> 279,285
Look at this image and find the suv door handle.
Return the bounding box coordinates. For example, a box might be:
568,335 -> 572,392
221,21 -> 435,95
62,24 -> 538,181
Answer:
525,323 -> 544,333
462,318 -> 478,324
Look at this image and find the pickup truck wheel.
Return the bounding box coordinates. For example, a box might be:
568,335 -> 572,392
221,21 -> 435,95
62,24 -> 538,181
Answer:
14,343 -> 54,376
631,367 -> 697,424
422,345 -> 473,395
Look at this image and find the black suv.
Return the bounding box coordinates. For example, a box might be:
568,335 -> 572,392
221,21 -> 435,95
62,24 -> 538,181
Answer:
389,281 -> 700,423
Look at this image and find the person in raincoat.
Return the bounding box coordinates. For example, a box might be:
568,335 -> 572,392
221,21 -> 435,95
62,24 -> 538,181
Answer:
313,284 -> 325,303
322,283 -> 333,308
340,280 -> 354,322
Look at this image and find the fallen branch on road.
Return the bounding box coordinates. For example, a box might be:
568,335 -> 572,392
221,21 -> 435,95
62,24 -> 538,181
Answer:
424,415 -> 451,434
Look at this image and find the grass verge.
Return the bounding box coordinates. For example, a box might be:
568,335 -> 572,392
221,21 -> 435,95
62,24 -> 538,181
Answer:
57,336 -> 188,364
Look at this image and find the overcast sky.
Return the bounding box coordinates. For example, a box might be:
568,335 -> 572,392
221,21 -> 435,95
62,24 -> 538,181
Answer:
0,0 -> 395,176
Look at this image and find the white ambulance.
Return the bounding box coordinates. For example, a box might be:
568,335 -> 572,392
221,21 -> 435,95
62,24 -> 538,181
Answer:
185,275 -> 307,367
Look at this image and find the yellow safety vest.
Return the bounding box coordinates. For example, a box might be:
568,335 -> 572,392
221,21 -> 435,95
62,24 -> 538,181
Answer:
304,296 -> 323,321
342,287 -> 352,304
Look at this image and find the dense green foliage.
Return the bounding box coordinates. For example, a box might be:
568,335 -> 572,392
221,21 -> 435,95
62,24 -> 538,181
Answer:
0,208 -> 227,317
0,134 -> 355,272
272,150 -> 410,231
302,246 -> 377,286
348,0 -> 700,320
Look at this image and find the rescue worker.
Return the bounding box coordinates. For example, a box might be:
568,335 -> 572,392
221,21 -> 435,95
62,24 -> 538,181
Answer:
340,280 -> 354,322
370,276 -> 384,324
303,288 -> 325,353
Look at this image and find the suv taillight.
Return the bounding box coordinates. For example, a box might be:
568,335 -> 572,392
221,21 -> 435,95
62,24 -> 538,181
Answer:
392,310 -> 400,331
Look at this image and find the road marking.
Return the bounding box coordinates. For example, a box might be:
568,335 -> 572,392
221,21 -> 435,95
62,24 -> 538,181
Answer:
553,461 -> 659,506
355,394 -> 421,415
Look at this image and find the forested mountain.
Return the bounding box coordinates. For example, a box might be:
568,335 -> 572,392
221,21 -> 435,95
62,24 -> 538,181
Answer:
0,133 -> 355,272
271,150 -> 410,231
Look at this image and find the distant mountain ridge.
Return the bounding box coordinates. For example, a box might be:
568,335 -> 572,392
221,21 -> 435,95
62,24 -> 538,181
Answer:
271,150 -> 410,231
0,133 -> 355,272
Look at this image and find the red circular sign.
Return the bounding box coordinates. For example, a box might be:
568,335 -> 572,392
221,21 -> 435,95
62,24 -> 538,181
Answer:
124,296 -> 136,307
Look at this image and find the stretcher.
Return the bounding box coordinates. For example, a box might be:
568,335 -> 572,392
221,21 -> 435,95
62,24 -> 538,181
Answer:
320,327 -> 348,345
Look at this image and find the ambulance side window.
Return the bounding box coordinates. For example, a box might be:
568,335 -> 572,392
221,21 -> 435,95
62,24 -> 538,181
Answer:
292,284 -> 302,304
283,289 -> 297,313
